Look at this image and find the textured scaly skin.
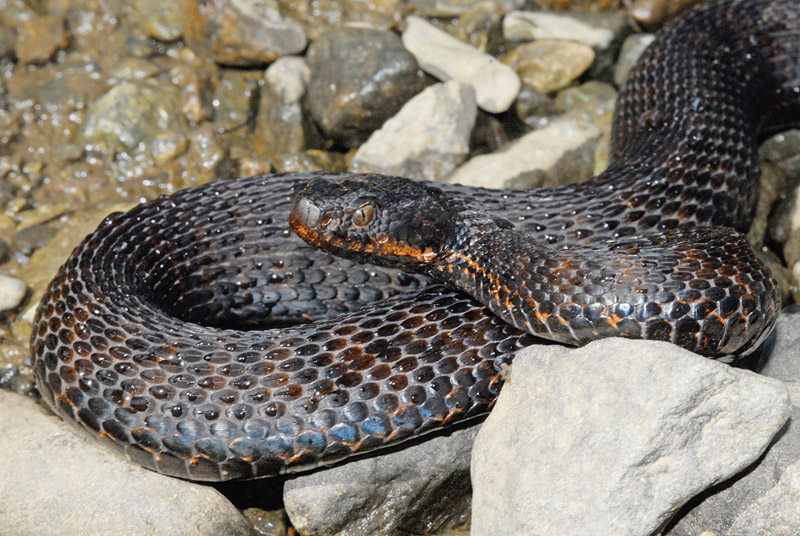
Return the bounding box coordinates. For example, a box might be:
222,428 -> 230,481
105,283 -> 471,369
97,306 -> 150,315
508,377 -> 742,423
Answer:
31,0 -> 800,480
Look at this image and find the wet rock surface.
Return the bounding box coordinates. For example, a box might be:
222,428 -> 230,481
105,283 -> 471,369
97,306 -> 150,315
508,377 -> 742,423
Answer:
0,1 -> 798,535
185,0 -> 307,66
306,27 -> 428,148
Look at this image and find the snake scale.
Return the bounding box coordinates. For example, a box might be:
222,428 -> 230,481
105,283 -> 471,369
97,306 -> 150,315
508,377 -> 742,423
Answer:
31,0 -> 800,481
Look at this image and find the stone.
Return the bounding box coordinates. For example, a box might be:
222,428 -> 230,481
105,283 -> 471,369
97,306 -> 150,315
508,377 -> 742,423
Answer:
349,81 -> 477,181
306,27 -> 428,148
501,40 -> 595,94
0,274 -> 26,312
272,149 -> 346,173
630,0 -> 705,27
614,33 -> 655,87
503,11 -> 629,83
169,123 -> 232,189
0,390 -> 252,536
451,2 -> 504,53
265,56 -> 310,103
129,0 -> 185,41
213,70 -> 261,132
445,117 -> 600,189
284,424 -> 477,536
109,57 -> 161,81
503,11 -> 615,49
665,382 -> 800,536
185,0 -> 307,66
15,15 -> 69,65
554,80 -> 617,134
286,0 -> 414,42
769,182 -> 800,268
514,84 -> 559,129
470,339 -> 790,536
81,80 -> 188,160
757,305 -> 800,382
242,508 -> 289,536
402,16 -> 520,113
0,26 -> 15,59
410,0 -> 523,17
255,56 -> 317,158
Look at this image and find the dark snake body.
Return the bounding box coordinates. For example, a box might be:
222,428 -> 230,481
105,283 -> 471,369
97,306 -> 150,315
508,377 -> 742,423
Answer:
31,0 -> 800,481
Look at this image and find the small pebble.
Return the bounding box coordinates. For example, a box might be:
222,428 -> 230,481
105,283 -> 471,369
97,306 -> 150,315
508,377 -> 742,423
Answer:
402,15 -> 520,113
502,40 -> 595,94
503,11 -> 615,48
0,274 -> 26,313
16,15 -> 69,65
446,117 -> 600,189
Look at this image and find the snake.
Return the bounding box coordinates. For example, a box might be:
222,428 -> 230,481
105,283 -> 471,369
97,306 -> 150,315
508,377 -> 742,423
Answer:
30,0 -> 800,482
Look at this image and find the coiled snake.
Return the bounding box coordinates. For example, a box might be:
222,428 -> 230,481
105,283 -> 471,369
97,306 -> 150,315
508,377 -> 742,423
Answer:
31,0 -> 800,481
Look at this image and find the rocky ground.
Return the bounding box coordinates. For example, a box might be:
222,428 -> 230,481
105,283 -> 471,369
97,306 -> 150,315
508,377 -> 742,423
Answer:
1,0 -> 800,535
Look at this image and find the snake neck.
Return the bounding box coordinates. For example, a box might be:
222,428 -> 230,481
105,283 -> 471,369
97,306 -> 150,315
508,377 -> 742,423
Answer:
429,209 -> 538,322
428,215 -> 779,358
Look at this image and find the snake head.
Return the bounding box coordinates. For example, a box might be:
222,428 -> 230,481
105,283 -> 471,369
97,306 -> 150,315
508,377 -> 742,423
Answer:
290,174 -> 454,271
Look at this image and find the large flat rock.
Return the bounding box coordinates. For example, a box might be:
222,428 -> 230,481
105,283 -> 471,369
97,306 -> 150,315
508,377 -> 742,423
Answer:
0,390 -> 251,536
470,338 -> 790,536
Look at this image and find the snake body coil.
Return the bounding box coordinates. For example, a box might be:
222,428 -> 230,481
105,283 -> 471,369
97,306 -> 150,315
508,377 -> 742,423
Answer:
32,0 -> 800,481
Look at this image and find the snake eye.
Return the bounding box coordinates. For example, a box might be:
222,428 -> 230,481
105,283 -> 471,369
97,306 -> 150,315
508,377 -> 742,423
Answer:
352,203 -> 374,227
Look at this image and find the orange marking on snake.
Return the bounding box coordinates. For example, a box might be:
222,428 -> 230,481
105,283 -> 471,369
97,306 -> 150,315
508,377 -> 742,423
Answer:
440,251 -> 515,309
293,215 -> 437,262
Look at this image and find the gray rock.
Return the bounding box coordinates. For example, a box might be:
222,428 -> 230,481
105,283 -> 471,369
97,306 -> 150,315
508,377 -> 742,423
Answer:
750,130 -> 800,255
15,15 -> 69,65
445,117 -> 600,189
284,424 -> 477,536
501,39 -> 595,95
0,390 -> 252,536
503,11 -> 630,84
0,26 -> 15,59
411,0 -> 524,17
185,0 -> 307,66
255,56 -> 319,158
503,11 -> 615,49
470,339 -> 790,536
0,274 -> 26,312
629,0 -> 705,27
213,70 -> 261,132
265,56 -> 310,103
349,81 -> 477,181
554,80 -> 617,133
514,84 -> 559,129
130,0 -> 185,41
81,80 -> 188,160
402,16 -> 520,114
665,382 -> 800,536
758,306 -> 800,382
769,183 -> 800,268
614,33 -> 655,87
451,2 -> 504,54
306,27 -> 428,148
